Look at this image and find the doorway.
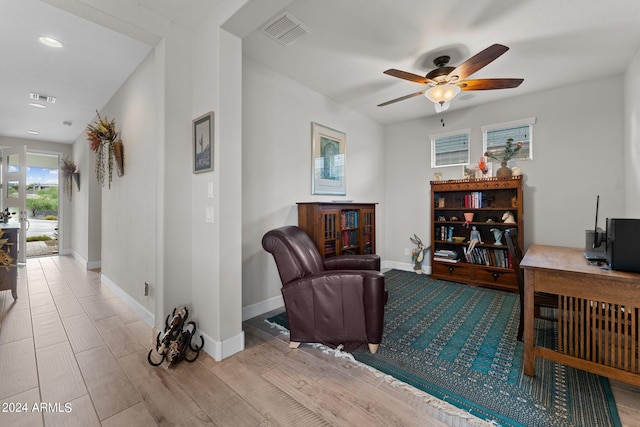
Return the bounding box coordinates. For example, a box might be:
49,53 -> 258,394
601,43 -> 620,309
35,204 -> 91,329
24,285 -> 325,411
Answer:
25,152 -> 60,258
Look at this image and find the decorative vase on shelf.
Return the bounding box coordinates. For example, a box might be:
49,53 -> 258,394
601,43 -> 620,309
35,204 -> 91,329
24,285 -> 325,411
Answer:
496,162 -> 512,178
464,212 -> 474,227
490,228 -> 504,245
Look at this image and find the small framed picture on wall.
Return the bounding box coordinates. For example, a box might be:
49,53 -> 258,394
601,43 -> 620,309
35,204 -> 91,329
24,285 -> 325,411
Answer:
193,111 -> 214,173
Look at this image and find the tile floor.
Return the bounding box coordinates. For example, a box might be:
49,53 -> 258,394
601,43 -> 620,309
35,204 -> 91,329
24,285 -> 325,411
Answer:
0,256 -> 158,426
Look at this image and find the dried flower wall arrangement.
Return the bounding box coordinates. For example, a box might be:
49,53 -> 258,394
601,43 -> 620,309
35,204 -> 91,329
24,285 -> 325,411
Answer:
60,157 -> 78,201
86,112 -> 124,188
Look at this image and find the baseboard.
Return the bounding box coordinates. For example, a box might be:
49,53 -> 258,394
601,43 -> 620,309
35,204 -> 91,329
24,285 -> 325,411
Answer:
381,260 -> 432,275
152,329 -> 244,362
100,274 -> 245,361
66,249 -> 101,270
199,329 -> 245,361
100,273 -> 154,327
242,294 -> 284,321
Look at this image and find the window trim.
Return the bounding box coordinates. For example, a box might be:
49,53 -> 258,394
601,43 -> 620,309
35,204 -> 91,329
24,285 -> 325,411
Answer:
430,128 -> 471,168
481,117 -> 536,162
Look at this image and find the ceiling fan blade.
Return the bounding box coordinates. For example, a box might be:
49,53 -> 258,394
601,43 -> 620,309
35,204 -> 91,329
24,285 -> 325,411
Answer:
377,89 -> 427,107
383,69 -> 431,85
449,44 -> 510,81
457,78 -> 524,91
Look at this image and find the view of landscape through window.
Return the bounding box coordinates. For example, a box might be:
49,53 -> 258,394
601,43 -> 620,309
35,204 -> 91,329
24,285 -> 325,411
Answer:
26,165 -> 59,245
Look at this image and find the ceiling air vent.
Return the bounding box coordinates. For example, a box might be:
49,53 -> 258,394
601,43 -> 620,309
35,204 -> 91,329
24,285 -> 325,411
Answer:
29,92 -> 56,104
262,12 -> 311,47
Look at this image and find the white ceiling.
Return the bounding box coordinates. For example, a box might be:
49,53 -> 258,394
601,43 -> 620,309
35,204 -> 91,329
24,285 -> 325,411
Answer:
240,0 -> 640,125
3,0 -> 640,144
0,0 -> 152,144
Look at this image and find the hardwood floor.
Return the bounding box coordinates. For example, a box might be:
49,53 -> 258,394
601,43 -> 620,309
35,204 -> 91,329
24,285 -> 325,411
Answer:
0,255 -> 639,426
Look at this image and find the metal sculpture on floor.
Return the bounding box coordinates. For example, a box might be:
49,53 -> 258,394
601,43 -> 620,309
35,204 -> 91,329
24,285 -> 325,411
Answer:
148,306 -> 204,367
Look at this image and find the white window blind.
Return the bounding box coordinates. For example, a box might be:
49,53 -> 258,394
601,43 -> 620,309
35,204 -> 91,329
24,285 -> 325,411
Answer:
430,129 -> 470,168
482,117 -> 535,162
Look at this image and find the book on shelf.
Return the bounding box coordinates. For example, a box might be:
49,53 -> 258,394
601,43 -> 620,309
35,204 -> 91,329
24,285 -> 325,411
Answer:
434,249 -> 457,258
434,249 -> 460,264
341,229 -> 359,248
324,241 -> 336,256
463,191 -> 485,208
462,246 -> 511,268
433,257 -> 460,263
341,210 -> 358,229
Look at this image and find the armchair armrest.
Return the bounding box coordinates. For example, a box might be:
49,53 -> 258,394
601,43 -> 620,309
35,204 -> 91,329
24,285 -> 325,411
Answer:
323,254 -> 380,271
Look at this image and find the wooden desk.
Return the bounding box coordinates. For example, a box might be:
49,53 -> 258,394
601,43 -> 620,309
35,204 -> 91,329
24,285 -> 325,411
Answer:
521,244 -> 640,385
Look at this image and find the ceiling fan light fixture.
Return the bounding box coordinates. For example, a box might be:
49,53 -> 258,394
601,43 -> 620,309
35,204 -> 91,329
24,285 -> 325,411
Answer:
424,84 -> 461,105
434,101 -> 451,113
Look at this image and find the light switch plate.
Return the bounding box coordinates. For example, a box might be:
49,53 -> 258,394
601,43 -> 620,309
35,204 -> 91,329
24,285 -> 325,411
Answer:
205,207 -> 214,223
207,182 -> 214,198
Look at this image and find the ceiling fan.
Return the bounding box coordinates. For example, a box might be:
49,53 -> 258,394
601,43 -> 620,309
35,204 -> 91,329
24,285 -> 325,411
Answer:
378,44 -> 523,111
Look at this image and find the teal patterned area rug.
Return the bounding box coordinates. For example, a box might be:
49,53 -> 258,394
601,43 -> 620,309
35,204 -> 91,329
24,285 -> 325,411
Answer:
267,269 -> 621,427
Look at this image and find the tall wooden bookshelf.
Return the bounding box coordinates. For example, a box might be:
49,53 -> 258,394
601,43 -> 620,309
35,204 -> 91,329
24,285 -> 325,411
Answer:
297,202 -> 376,258
430,176 -> 523,292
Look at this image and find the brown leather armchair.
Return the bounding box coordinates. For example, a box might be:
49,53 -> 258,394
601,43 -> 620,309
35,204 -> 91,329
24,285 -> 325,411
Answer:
262,225 -> 387,353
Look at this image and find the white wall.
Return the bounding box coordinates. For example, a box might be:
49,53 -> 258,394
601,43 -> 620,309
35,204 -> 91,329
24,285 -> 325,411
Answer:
94,48 -> 160,314
69,134 -> 91,264
624,47 -> 640,216
241,57 -> 386,319
61,0 -> 249,361
384,77 -> 626,269
190,10 -> 245,359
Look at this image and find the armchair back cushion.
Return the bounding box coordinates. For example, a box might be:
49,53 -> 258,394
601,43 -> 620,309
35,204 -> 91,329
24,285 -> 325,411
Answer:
262,225 -> 325,285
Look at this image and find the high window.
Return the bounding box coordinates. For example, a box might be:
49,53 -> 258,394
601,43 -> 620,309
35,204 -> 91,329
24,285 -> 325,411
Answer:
482,117 -> 535,162
430,129 -> 471,168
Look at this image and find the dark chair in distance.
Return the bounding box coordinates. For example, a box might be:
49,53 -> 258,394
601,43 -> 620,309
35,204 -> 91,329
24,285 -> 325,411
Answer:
504,228 -> 557,341
262,225 -> 387,353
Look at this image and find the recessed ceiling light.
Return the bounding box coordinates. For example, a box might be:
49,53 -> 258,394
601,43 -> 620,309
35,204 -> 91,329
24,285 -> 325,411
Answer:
29,103 -> 46,109
38,36 -> 63,48
27,130 -> 40,135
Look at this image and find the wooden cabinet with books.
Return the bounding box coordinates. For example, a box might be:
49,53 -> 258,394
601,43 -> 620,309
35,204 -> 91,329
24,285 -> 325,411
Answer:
430,176 -> 523,292
297,202 -> 376,258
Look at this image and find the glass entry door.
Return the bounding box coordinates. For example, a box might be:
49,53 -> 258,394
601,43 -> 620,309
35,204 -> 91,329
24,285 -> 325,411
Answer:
2,146 -> 27,263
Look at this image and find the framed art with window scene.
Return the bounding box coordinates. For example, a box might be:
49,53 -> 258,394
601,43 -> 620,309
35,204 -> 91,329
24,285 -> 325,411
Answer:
430,129 -> 470,168
193,112 -> 214,173
311,122 -> 346,195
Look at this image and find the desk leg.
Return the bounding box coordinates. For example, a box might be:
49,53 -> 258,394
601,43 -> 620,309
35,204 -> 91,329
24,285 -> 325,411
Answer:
523,269 -> 535,377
